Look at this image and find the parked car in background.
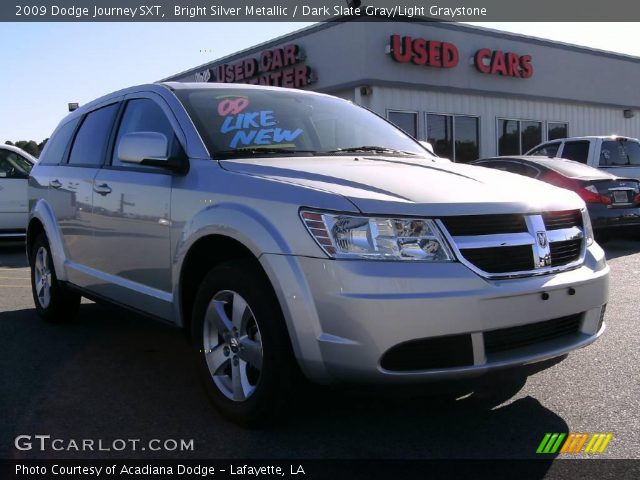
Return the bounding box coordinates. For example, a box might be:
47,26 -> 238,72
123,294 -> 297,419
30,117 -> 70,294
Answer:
28,83 -> 609,425
472,156 -> 640,234
526,136 -> 640,180
0,144 -> 36,238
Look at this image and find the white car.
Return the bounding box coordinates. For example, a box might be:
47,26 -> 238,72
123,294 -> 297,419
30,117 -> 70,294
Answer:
526,136 -> 640,180
0,144 -> 36,237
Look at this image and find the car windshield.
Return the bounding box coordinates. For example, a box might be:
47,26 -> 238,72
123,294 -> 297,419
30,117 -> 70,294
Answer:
174,88 -> 428,159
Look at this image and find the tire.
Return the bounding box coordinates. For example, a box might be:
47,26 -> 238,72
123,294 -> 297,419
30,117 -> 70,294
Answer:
30,234 -> 81,322
191,259 -> 296,426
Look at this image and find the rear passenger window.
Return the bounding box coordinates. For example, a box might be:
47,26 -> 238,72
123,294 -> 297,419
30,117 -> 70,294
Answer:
38,119 -> 79,165
528,142 -> 560,157
600,140 -> 640,166
112,98 -> 177,167
560,141 -> 590,163
68,104 -> 119,166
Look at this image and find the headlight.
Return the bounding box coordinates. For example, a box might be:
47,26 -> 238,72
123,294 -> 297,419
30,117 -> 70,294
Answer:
300,210 -> 455,261
582,208 -> 594,246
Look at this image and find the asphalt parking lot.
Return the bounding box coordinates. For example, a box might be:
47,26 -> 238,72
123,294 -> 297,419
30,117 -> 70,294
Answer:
0,238 -> 638,461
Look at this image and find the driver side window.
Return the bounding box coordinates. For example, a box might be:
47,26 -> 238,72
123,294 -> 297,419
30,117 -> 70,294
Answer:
0,150 -> 32,178
112,98 -> 177,167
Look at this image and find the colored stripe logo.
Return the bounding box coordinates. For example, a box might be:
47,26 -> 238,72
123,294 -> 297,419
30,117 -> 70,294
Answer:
537,433 -> 612,454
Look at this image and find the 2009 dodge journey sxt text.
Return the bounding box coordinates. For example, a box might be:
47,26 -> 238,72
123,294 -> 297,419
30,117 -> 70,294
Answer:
27,83 -> 609,425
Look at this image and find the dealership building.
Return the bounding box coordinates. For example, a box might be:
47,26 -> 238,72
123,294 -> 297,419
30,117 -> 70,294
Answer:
164,20 -> 640,162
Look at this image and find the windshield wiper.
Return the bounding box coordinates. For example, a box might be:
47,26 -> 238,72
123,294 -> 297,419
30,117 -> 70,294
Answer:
326,146 -> 418,156
215,148 -> 317,158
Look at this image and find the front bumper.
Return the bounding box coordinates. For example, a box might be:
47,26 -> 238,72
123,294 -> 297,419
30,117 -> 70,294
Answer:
260,243 -> 609,384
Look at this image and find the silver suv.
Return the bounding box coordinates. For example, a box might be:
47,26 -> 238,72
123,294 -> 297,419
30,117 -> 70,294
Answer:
28,83 -> 609,425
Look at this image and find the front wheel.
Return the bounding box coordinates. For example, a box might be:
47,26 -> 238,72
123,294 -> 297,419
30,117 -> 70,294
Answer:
192,259 -> 296,426
30,234 -> 81,322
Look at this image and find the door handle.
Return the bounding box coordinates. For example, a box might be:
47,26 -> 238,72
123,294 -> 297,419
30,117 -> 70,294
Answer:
93,183 -> 112,196
49,179 -> 62,189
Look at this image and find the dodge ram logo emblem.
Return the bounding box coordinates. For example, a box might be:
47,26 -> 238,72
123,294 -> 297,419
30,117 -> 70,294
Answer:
537,231 -> 548,248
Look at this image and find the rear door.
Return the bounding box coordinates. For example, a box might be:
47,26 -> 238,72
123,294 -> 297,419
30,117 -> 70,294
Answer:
48,101 -> 120,282
597,138 -> 640,180
89,93 -> 184,319
0,149 -> 32,234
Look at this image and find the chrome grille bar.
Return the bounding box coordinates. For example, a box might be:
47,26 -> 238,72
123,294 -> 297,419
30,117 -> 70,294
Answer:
437,210 -> 586,279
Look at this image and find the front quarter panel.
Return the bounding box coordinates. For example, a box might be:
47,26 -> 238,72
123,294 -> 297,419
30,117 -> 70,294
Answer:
171,158 -> 359,325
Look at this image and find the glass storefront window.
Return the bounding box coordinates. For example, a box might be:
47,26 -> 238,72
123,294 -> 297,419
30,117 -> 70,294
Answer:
426,114 -> 453,160
498,119 -> 520,155
427,113 -> 479,162
548,122 -> 568,141
387,111 -> 418,138
454,116 -> 479,163
521,121 -> 542,154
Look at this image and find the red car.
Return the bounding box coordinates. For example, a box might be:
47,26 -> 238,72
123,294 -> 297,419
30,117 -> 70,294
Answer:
472,156 -> 640,235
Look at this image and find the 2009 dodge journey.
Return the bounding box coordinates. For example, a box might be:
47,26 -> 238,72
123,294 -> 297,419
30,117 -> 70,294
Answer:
27,83 -> 609,424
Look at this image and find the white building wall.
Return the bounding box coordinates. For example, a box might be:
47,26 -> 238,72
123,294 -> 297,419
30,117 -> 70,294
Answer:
358,86 -> 640,158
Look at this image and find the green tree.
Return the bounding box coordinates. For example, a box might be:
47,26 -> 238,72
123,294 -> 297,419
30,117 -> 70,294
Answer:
37,138 -> 48,153
13,140 -> 40,157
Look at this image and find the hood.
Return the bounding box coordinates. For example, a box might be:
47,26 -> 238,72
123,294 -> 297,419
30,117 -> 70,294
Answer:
220,156 -> 585,216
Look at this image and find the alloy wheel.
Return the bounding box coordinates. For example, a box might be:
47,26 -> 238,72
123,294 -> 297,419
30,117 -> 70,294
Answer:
202,290 -> 263,401
34,246 -> 52,309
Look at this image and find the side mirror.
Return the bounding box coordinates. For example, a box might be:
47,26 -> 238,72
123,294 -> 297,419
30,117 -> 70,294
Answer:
118,132 -> 186,172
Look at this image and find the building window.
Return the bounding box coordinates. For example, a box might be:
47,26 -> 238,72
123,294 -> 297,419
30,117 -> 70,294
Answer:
427,113 -> 479,162
387,111 -> 418,138
497,119 -> 520,155
521,121 -> 542,154
548,122 -> 568,141
497,118 -> 543,155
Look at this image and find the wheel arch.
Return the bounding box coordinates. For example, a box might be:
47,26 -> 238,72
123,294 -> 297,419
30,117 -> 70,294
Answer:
178,234 -> 277,336
27,200 -> 68,281
26,217 -> 45,262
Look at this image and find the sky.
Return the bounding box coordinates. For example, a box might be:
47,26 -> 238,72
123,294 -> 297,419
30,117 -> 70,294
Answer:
2,22 -> 640,142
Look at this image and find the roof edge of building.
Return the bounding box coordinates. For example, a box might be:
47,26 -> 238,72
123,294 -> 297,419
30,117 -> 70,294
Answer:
160,18 -> 640,82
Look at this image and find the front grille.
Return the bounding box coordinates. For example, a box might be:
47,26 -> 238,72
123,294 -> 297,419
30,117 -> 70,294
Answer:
440,214 -> 527,236
543,210 -> 582,230
441,211 -> 585,278
484,314 -> 583,354
380,334 -> 474,371
460,245 -> 534,273
550,239 -> 582,266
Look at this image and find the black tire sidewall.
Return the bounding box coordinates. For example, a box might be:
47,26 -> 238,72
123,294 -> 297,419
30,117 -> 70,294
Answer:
191,259 -> 294,426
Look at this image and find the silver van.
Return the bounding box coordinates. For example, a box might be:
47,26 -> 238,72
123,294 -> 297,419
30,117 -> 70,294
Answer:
28,83 -> 609,425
